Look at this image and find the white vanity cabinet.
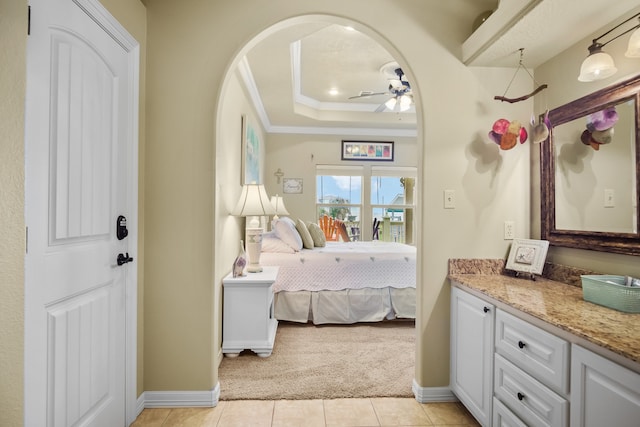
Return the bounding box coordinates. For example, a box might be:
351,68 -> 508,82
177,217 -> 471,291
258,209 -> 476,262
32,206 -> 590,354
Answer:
571,345 -> 640,427
450,286 -> 495,427
451,283 -> 640,427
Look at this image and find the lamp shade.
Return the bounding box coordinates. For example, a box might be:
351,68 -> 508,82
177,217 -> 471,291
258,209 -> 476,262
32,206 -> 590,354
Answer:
232,183 -> 276,217
625,27 -> 640,58
269,194 -> 290,216
578,49 -> 617,82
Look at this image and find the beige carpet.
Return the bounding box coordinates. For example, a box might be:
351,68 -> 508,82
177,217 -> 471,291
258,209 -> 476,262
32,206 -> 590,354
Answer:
218,320 -> 415,400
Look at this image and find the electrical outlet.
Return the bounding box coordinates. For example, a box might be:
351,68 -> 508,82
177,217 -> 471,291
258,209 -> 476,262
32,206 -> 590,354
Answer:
504,221 -> 515,240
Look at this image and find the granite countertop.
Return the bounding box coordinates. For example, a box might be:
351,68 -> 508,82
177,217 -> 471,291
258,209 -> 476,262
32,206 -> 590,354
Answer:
448,259 -> 640,368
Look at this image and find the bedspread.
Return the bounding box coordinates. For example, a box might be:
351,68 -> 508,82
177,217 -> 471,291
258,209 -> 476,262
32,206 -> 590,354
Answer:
260,241 -> 416,293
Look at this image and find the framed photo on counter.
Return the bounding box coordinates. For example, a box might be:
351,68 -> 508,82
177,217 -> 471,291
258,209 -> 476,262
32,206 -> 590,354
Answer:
506,239 -> 549,276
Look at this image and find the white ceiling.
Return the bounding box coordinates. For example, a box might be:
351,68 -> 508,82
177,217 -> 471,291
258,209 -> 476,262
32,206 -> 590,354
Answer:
239,0 -> 639,137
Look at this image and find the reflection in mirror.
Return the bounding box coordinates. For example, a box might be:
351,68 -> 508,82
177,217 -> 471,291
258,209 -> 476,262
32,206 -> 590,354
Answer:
554,98 -> 637,233
540,74 -> 640,256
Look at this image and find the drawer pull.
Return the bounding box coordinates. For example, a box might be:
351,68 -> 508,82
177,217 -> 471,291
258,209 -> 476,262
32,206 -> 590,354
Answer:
517,392 -> 525,401
518,340 -> 526,349
483,306 -> 490,313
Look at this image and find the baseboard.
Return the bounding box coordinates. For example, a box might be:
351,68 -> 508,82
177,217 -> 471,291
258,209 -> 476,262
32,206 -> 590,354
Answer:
412,379 -> 458,403
141,382 -> 220,408
136,393 -> 146,417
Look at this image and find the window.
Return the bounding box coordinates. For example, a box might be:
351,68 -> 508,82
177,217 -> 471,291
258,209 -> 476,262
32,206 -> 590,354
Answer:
316,165 -> 416,243
316,164 -> 362,223
371,167 -> 416,244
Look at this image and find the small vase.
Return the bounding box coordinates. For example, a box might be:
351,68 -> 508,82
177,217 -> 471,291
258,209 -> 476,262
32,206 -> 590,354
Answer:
233,240 -> 247,277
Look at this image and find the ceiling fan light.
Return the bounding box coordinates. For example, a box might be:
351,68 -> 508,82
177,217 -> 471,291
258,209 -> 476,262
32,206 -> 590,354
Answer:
399,95 -> 412,111
385,97 -> 397,110
578,49 -> 617,82
625,27 -> 640,58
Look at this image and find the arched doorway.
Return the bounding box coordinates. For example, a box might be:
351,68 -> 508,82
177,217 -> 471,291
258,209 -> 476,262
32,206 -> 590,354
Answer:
214,14 -> 424,399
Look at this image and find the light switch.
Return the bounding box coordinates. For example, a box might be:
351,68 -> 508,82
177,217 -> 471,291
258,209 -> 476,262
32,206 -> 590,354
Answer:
444,189 -> 455,209
604,189 -> 615,208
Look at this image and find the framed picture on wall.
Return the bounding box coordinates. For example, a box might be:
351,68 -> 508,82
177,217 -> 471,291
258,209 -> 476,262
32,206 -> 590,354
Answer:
241,114 -> 261,184
283,178 -> 303,194
341,140 -> 394,161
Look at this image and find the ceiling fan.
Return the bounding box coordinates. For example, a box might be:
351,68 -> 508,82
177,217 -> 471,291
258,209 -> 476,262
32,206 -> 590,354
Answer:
348,65 -> 413,112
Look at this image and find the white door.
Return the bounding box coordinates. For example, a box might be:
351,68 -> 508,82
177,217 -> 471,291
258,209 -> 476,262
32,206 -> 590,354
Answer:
24,0 -> 138,425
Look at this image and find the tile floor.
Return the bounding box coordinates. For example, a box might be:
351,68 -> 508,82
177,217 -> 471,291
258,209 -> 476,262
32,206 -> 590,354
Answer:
131,398 -> 480,427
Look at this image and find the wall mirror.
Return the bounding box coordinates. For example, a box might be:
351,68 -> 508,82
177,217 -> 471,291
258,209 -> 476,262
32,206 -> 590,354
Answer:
540,74 -> 640,256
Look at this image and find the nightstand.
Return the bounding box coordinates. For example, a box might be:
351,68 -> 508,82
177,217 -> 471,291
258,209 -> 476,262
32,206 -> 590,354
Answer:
222,266 -> 279,357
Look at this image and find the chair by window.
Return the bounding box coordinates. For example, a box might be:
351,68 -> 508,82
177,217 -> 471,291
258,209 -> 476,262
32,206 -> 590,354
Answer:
350,226 -> 360,241
319,215 -> 338,241
372,218 -> 380,240
335,220 -> 351,242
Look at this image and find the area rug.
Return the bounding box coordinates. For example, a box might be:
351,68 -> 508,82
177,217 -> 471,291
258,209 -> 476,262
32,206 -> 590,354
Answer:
218,320 -> 415,400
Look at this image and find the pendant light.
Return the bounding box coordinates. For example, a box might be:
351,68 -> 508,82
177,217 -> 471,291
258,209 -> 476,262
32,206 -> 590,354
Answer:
625,21 -> 640,58
578,43 -> 617,82
578,12 -> 640,82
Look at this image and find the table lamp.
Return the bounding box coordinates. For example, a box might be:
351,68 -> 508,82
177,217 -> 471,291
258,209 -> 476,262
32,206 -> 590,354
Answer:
232,183 -> 276,272
269,194 -> 290,219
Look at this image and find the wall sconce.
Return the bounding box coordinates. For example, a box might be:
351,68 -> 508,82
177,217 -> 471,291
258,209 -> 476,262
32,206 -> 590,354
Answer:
232,183 -> 276,272
578,12 -> 640,82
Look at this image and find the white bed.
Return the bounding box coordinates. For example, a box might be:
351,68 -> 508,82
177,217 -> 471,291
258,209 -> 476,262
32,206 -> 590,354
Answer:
260,240 -> 416,324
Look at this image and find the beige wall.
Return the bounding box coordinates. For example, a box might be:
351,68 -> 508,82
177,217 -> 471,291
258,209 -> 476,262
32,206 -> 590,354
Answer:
533,6 -> 640,279
264,134 -> 417,222
144,0 -> 532,391
213,69 -> 267,376
0,0 -> 27,423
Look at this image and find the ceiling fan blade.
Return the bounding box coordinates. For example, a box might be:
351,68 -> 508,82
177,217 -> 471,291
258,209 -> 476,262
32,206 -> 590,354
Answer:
348,91 -> 388,100
374,102 -> 388,113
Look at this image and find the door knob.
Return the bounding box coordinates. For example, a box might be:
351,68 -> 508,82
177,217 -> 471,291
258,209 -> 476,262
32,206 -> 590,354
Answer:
117,252 -> 134,266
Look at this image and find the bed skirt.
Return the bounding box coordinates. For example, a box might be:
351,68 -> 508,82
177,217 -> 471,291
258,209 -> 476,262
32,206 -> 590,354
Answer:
274,287 -> 415,325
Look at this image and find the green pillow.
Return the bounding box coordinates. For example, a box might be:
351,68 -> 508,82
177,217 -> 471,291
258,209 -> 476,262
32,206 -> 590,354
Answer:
295,219 -> 315,249
307,222 -> 326,247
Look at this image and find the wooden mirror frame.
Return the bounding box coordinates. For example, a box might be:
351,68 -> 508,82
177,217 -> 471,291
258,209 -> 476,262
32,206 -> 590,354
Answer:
540,74 -> 640,256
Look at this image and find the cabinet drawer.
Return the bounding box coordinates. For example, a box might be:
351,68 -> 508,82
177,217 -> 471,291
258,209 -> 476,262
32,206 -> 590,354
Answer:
495,309 -> 569,394
493,397 -> 527,427
494,354 -> 568,427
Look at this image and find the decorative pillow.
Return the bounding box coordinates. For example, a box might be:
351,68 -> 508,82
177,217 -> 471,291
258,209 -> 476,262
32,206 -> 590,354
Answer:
261,232 -> 295,253
307,222 -> 326,247
272,217 -> 303,251
295,219 -> 314,249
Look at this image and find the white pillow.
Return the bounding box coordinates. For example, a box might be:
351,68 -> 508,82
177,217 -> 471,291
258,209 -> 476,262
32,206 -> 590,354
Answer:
272,217 -> 303,251
261,232 -> 295,253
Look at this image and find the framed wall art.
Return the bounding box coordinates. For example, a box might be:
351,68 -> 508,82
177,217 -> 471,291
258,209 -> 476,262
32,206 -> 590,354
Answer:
506,238 -> 550,277
241,114 -> 261,184
283,178 -> 303,194
341,140 -> 394,161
